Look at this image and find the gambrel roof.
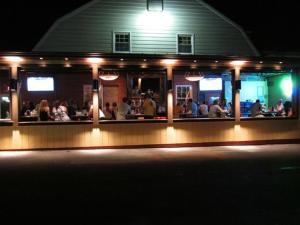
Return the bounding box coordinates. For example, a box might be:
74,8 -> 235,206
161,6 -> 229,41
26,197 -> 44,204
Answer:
34,0 -> 259,57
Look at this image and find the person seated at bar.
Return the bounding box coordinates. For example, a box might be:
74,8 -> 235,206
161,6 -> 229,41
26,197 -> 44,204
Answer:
250,99 -> 263,117
199,101 -> 208,117
52,100 -> 70,121
52,100 -> 60,120
111,102 -> 118,120
67,99 -> 77,117
208,99 -> 226,118
284,101 -> 293,117
39,99 -> 52,121
275,99 -> 285,116
20,100 -> 35,116
88,104 -> 105,119
58,100 -> 71,121
117,97 -> 131,120
143,94 -> 155,117
174,102 -> 183,118
103,102 -> 113,119
187,98 -> 198,117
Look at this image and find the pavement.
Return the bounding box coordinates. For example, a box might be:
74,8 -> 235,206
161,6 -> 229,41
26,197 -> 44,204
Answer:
1,144 -> 300,223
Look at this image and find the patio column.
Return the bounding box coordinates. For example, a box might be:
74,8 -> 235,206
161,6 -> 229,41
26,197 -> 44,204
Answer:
92,64 -> 99,125
295,69 -> 300,119
234,67 -> 241,122
167,66 -> 173,123
10,65 -> 19,126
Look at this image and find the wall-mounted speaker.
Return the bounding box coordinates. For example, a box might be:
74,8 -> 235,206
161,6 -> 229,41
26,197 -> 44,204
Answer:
10,79 -> 18,91
93,79 -> 99,91
167,80 -> 173,90
235,80 -> 241,90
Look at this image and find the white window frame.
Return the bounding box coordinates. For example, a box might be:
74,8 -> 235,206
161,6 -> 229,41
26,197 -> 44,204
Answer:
176,33 -> 194,55
175,85 -> 193,104
113,31 -> 131,53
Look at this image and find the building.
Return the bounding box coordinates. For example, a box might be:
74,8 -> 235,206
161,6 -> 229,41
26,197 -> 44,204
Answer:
0,0 -> 299,151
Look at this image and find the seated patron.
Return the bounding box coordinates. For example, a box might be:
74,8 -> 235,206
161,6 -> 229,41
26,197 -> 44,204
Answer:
21,101 -> 35,116
39,100 -> 52,121
88,105 -> 105,119
284,101 -> 293,117
251,99 -> 263,117
275,99 -> 285,116
187,98 -> 198,116
112,102 -> 118,120
208,99 -> 226,118
103,102 -> 113,119
199,101 -> 208,116
174,102 -> 183,118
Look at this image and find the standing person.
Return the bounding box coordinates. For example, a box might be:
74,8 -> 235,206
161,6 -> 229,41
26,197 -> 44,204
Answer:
150,97 -> 157,116
39,100 -> 52,121
250,99 -> 263,117
199,101 -> 208,116
117,97 -> 131,120
143,94 -> 155,116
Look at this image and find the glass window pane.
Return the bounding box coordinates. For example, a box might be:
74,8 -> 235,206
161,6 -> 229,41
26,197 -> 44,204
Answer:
19,69 -> 92,122
0,69 -> 11,119
240,71 -> 295,118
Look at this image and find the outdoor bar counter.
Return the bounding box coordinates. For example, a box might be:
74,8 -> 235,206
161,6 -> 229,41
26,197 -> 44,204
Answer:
0,53 -> 300,151
1,119 -> 300,150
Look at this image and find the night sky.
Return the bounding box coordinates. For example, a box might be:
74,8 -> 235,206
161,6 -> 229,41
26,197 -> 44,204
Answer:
0,0 -> 299,53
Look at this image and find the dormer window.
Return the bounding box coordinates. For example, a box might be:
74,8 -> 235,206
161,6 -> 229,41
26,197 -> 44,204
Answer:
147,0 -> 163,11
177,34 -> 194,54
113,32 -> 131,53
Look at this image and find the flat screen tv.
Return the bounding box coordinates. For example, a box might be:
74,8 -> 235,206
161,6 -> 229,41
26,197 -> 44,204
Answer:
27,77 -> 54,91
199,78 -> 222,91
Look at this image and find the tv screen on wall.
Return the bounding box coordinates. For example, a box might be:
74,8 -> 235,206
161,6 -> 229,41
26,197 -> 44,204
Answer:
27,77 -> 54,91
199,78 -> 222,91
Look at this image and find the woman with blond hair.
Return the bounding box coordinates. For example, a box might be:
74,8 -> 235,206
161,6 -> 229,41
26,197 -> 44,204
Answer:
39,99 -> 52,121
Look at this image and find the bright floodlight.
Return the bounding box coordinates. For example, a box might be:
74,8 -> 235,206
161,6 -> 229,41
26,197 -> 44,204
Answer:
137,11 -> 173,33
281,77 -> 293,98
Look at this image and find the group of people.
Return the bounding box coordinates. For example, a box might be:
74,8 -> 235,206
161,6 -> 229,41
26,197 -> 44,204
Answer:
250,99 -> 293,118
90,94 -> 158,120
92,98 -> 132,120
174,98 -> 231,118
21,99 -> 80,121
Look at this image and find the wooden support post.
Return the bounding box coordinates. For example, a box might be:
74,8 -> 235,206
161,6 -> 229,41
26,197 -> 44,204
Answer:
92,64 -> 99,125
11,65 -> 19,126
167,66 -> 173,124
234,67 -> 241,122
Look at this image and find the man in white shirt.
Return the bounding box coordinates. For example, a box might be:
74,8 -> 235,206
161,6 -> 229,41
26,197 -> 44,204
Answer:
199,101 -> 208,116
117,97 -> 131,120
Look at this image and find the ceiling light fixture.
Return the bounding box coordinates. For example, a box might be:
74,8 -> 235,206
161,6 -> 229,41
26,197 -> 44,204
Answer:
184,71 -> 205,82
99,70 -> 119,81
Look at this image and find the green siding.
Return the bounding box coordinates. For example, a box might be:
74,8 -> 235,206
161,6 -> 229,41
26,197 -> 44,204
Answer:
34,0 -> 259,56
